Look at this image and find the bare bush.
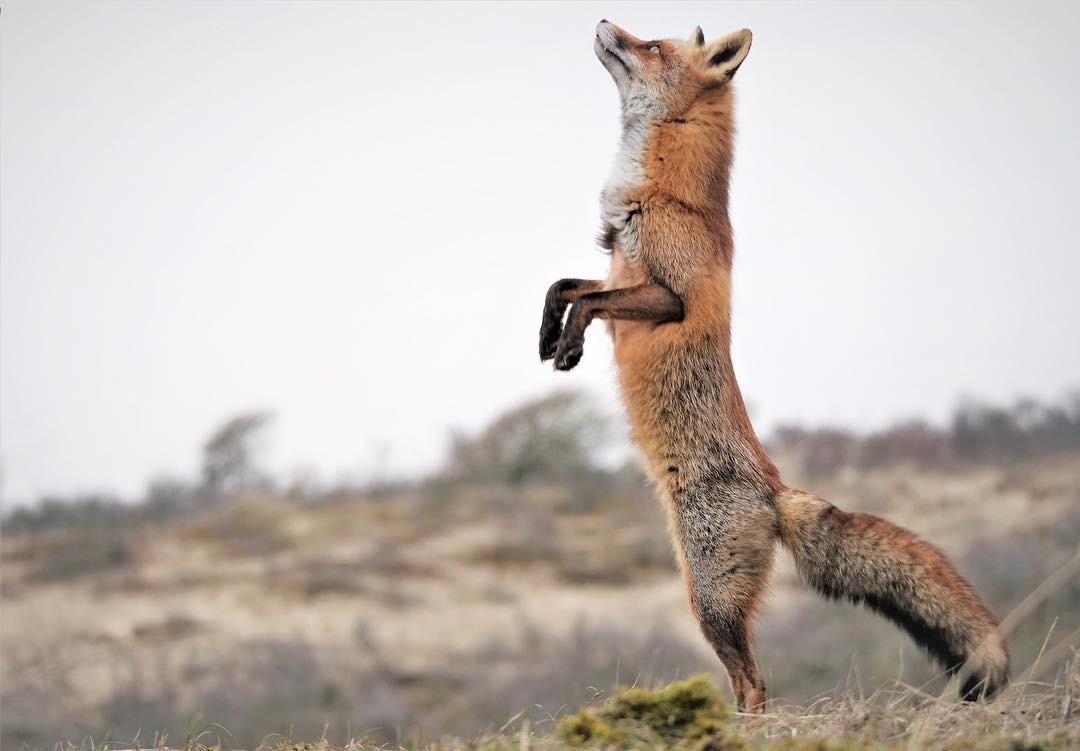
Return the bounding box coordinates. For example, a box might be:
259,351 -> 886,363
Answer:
28,530 -> 134,582
771,391 -> 1080,477
445,390 -> 611,486
856,420 -> 953,469
2,494 -> 131,535
201,411 -> 274,497
772,425 -> 858,478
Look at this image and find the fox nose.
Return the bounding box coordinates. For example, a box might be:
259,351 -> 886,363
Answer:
600,18 -> 608,23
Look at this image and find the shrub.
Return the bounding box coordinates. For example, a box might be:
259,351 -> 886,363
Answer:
29,531 -> 134,582
444,390 -> 611,486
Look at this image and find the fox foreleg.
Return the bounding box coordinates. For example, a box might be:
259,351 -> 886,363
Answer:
551,282 -> 684,371
539,279 -> 605,361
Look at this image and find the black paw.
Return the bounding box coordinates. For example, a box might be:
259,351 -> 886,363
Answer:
553,340 -> 583,371
540,324 -> 561,361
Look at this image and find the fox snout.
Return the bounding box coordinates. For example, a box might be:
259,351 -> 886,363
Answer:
594,20 -> 630,71
595,19 -> 628,49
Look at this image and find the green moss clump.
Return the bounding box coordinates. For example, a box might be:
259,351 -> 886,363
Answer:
557,674 -> 741,749
559,706 -> 630,747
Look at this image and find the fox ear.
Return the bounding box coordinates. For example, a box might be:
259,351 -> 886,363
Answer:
702,28 -> 752,81
689,26 -> 705,47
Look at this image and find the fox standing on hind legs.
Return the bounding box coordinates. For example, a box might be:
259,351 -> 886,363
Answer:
539,20 -> 1009,712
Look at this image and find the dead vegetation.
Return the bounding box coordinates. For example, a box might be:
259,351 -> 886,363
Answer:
3,391 -> 1079,750
42,667 -> 1080,750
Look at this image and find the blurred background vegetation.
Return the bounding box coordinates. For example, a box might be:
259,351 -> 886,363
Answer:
2,389 -> 1079,749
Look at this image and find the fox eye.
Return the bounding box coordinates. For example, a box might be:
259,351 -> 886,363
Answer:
648,45 -> 661,54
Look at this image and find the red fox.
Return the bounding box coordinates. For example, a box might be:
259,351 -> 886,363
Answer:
539,20 -> 1009,712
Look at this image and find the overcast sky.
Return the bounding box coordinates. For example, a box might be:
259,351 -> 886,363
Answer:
2,1 -> 1078,504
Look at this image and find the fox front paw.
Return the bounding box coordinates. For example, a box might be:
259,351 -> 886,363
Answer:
553,339 -> 583,371
539,318 -> 562,362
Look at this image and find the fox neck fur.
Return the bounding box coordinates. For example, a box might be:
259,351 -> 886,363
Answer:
601,86 -> 778,497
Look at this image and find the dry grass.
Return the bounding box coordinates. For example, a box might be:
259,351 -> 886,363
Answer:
46,665 -> 1080,750
4,455 -> 1079,750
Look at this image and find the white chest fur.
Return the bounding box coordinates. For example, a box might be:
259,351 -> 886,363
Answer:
600,120 -> 651,263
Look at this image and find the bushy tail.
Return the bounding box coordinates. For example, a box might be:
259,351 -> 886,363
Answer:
775,488 -> 1009,700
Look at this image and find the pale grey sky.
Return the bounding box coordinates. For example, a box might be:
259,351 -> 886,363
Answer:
2,1 -> 1078,504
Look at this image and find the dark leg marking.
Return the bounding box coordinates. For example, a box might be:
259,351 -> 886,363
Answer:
553,282 -> 684,371
539,278 -> 604,361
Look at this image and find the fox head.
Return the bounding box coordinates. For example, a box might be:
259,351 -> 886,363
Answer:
594,20 -> 752,124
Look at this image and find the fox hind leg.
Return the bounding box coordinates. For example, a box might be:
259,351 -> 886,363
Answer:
678,509 -> 776,712
696,604 -> 767,711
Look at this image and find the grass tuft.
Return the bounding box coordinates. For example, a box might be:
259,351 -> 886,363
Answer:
558,675 -> 739,749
